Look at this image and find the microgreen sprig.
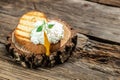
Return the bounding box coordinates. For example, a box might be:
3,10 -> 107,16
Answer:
48,24 -> 54,29
36,20 -> 54,32
36,20 -> 45,32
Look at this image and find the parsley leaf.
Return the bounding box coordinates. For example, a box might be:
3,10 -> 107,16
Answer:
36,25 -> 43,32
36,20 -> 46,32
48,24 -> 54,29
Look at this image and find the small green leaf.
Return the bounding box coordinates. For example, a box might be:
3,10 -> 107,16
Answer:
36,25 -> 43,32
36,20 -> 46,32
48,24 -> 54,29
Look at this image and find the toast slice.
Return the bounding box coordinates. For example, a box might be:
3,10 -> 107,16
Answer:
13,11 -> 71,54
14,11 -> 47,41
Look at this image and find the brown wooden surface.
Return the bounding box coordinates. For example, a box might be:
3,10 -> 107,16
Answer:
88,0 -> 120,7
0,0 -> 120,80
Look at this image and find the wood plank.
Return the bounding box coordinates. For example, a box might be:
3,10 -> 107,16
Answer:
34,0 -> 120,44
0,0 -> 120,80
88,0 -> 120,7
0,13 -> 18,24
0,0 -> 34,17
0,0 -> 35,43
0,76 -> 8,80
0,58 -> 109,80
0,34 -> 120,80
0,22 -> 16,44
0,0 -> 34,8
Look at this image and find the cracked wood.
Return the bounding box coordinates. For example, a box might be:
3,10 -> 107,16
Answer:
0,0 -> 120,80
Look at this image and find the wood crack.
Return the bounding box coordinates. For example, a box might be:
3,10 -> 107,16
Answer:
0,0 -> 120,79
87,0 -> 120,7
33,2 -> 37,10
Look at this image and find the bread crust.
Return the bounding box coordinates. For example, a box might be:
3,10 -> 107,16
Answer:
14,11 -> 71,54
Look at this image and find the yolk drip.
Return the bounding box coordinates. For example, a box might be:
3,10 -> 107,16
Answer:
44,31 -> 50,56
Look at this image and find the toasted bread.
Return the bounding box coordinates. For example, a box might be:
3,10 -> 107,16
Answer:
13,11 -> 71,54
14,11 -> 47,41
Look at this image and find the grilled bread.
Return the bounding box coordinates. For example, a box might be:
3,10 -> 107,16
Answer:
13,11 -> 71,54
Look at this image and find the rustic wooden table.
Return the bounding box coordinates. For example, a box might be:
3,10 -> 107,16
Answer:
0,0 -> 120,80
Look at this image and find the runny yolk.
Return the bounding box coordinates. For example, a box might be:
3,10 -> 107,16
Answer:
44,31 -> 50,56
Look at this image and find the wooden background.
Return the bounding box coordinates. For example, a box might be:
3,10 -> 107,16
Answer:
0,0 -> 120,80
88,0 -> 120,7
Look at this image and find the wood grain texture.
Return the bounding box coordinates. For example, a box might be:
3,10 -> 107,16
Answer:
0,0 -> 34,17
0,34 -> 120,80
34,0 -> 120,44
88,0 -> 120,7
0,0 -> 120,44
0,0 -> 120,80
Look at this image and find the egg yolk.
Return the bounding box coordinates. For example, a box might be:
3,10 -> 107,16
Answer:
44,31 -> 50,56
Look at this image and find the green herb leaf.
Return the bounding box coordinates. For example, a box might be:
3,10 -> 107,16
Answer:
36,20 -> 46,32
36,25 -> 43,32
48,24 -> 54,29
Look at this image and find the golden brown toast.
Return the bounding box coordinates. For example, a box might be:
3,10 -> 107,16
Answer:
14,11 -> 47,41
13,11 -> 71,54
